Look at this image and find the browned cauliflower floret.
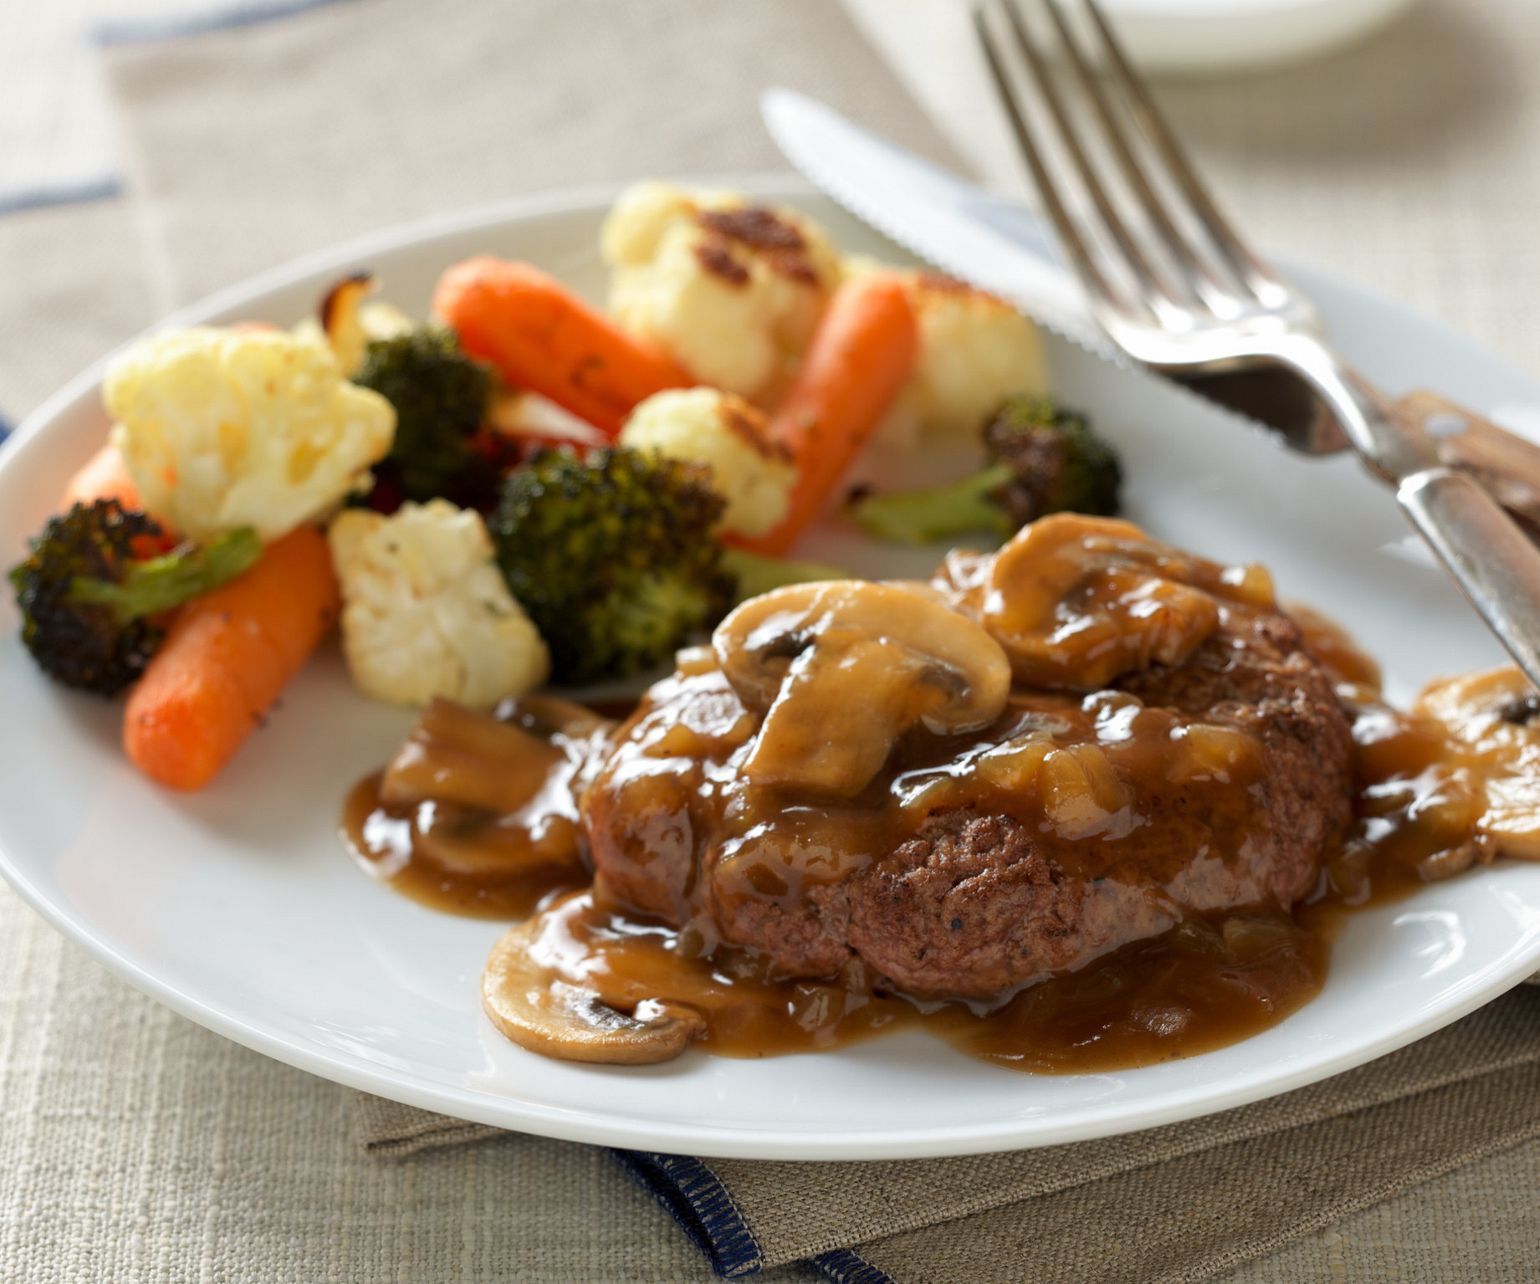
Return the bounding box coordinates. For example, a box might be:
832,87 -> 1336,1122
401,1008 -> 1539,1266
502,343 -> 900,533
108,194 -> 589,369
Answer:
601,182 -> 841,403
619,388 -> 794,538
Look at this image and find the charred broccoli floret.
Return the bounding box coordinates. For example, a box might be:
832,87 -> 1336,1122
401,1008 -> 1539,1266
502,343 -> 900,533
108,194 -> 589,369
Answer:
9,499 -> 261,695
353,327 -> 495,503
491,448 -> 735,684
851,397 -> 1122,545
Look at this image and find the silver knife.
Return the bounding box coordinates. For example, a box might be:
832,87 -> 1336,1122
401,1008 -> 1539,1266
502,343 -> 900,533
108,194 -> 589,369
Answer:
760,87 -> 1359,447
763,89 -> 1109,351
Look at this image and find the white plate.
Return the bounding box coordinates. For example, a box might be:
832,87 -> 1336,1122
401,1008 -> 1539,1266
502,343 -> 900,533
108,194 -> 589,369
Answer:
3,182 -> 1540,1162
1100,0 -> 1416,73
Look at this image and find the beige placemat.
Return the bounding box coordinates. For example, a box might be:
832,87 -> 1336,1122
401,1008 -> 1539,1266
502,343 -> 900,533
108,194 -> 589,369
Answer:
0,198 -> 151,421
100,0 -> 956,313
3,0 -> 1540,1280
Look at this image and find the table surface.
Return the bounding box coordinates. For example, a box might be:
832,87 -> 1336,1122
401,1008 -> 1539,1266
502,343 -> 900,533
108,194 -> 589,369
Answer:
4,1 -> 1540,1280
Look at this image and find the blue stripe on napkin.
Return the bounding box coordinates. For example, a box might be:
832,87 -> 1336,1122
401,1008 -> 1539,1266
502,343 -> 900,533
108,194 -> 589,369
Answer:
0,177 -> 124,219
610,1151 -> 765,1277
0,413 -> 11,446
93,0 -> 347,47
611,1150 -> 897,1281
0,0 -> 345,217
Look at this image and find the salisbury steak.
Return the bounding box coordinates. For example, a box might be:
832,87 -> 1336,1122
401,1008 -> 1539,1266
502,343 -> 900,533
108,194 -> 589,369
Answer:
584,516 -> 1355,1001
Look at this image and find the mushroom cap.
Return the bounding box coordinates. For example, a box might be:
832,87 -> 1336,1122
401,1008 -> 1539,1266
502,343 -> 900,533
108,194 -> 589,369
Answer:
981,514 -> 1268,690
712,580 -> 1012,795
714,580 -> 1011,727
482,914 -> 705,1064
1418,665 -> 1540,861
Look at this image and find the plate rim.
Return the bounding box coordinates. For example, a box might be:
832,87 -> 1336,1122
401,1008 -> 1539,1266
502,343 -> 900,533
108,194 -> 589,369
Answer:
3,176 -> 1540,1161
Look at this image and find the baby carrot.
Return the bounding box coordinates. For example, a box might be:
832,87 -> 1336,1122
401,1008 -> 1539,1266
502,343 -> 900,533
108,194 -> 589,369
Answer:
433,256 -> 691,437
61,442 -> 142,511
741,273 -> 919,556
122,525 -> 340,791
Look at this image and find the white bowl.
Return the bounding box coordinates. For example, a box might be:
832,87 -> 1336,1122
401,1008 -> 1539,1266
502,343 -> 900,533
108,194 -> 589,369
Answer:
1102,0 -> 1416,74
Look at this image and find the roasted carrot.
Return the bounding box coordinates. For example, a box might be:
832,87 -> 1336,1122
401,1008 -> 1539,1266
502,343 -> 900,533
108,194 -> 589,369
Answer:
61,442 -> 141,511
59,442 -> 172,556
123,525 -> 340,791
740,274 -> 919,556
433,256 -> 691,437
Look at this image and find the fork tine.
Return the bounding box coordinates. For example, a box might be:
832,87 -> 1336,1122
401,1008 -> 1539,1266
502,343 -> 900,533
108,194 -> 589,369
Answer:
1079,0 -> 1288,305
1034,0 -> 1236,312
970,3 -> 1137,321
985,0 -> 1192,320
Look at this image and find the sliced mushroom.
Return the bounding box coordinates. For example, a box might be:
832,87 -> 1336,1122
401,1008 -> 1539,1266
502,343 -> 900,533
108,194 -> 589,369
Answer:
1418,666 -> 1540,860
380,698 -> 564,814
712,580 -> 1011,795
482,913 -> 705,1064
983,513 -> 1270,690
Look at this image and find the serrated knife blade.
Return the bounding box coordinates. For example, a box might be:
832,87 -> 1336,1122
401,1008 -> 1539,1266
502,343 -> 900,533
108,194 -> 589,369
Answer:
760,87 -> 1330,441
761,88 -> 1109,354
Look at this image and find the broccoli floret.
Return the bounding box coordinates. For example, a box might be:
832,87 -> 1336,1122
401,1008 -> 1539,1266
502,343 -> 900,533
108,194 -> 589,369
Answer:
491,448 -> 735,685
353,327 -> 495,503
851,397 -> 1122,545
9,499 -> 261,695
986,398 -> 1122,522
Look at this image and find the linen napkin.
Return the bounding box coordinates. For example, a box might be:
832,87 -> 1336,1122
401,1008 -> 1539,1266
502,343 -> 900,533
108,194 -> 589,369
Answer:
0,197 -> 153,425
2,0 -> 1525,1280
351,990 -> 1540,1281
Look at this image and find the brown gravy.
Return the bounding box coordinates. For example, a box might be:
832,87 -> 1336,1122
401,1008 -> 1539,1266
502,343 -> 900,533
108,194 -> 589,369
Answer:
339,696 -> 610,918
525,888 -> 1332,1072
342,771 -> 583,918
340,601 -> 1494,1074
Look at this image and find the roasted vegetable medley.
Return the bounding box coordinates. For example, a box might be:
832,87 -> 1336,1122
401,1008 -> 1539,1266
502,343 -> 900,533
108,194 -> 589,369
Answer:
9,181 -> 1126,791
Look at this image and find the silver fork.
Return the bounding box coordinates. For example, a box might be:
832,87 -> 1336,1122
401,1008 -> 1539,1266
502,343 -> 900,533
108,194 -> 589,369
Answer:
973,0 -> 1540,688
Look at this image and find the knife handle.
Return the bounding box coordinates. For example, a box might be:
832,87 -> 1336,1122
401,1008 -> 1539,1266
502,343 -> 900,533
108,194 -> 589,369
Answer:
1394,390 -> 1540,536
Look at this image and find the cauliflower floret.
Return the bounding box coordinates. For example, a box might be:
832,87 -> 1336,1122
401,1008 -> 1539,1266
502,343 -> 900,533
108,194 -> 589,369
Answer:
329,500 -> 549,708
619,388 -> 795,538
105,327 -> 395,542
601,181 -> 842,403
845,260 -> 1050,447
